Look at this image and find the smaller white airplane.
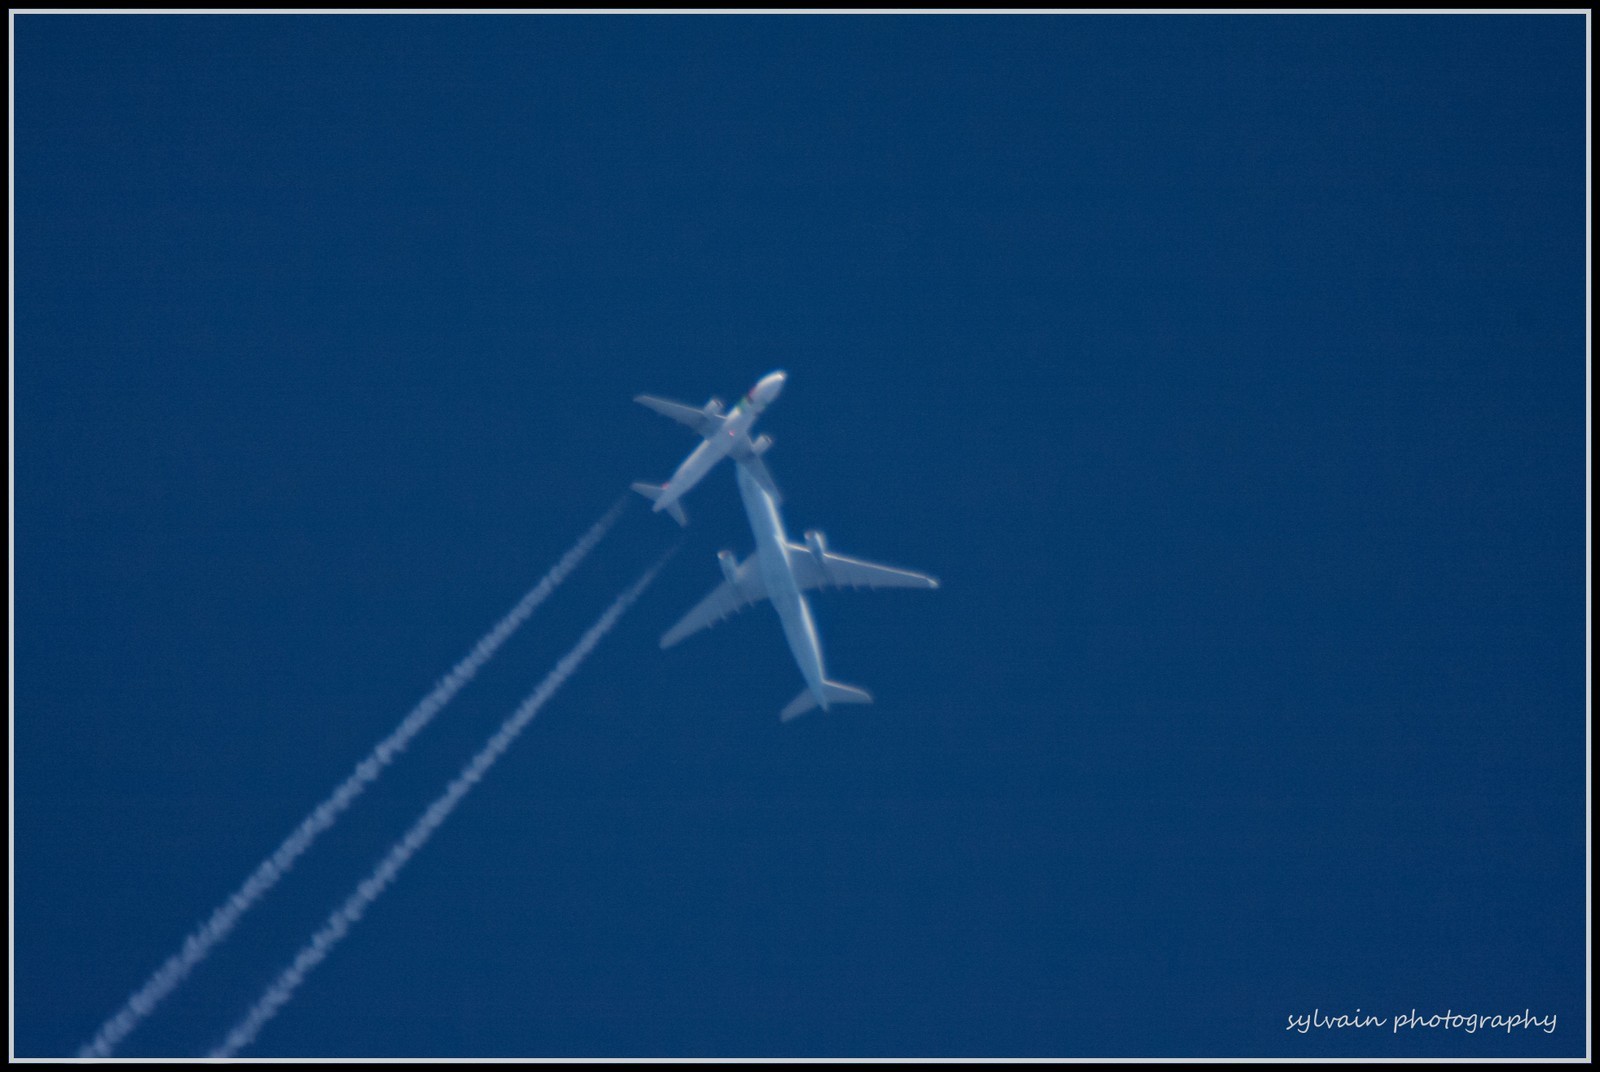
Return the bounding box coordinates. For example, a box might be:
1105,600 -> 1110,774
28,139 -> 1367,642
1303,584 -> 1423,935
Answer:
631,370 -> 786,525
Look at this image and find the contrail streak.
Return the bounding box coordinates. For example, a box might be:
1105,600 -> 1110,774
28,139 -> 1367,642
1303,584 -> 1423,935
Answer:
210,548 -> 674,1058
79,496 -> 629,1058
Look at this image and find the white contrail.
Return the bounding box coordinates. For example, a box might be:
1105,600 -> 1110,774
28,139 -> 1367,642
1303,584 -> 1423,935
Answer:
210,548 -> 674,1058
78,496 -> 629,1058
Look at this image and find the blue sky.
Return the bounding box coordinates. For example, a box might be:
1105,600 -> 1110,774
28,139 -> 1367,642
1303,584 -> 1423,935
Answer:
13,13 -> 1587,1058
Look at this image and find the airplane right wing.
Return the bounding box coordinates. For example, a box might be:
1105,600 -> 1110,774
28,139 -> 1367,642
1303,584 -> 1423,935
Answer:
635,394 -> 727,438
660,555 -> 770,649
787,539 -> 940,592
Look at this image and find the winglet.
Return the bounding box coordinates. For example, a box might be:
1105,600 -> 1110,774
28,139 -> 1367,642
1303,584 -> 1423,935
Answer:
780,681 -> 873,722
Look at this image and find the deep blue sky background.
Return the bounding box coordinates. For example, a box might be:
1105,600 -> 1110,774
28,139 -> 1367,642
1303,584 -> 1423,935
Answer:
14,13 -> 1586,1058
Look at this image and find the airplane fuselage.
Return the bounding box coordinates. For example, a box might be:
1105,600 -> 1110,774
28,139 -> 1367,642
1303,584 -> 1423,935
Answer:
735,460 -> 831,708
657,401 -> 763,513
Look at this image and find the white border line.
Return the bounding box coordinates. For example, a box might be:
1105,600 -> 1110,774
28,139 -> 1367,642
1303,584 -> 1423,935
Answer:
7,7 -> 1590,1064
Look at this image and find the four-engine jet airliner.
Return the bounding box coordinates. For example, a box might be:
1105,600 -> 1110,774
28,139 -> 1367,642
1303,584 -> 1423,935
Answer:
631,370 -> 786,526
661,457 -> 939,720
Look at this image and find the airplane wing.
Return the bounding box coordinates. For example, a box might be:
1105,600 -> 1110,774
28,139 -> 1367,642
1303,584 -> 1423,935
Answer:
660,556 -> 769,648
635,394 -> 726,438
787,544 -> 940,592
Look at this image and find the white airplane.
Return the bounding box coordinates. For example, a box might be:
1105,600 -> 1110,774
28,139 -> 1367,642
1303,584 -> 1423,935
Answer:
661,457 -> 939,721
631,371 -> 786,526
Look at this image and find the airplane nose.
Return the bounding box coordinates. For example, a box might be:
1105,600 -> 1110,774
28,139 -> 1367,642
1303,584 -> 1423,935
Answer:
755,371 -> 786,403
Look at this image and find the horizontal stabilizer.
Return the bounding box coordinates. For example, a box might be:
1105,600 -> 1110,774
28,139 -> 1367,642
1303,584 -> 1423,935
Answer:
780,680 -> 874,722
630,482 -> 688,526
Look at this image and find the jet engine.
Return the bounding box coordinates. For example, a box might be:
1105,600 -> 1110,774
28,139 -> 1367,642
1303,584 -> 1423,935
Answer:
717,549 -> 740,584
749,433 -> 772,455
703,397 -> 724,417
803,529 -> 827,565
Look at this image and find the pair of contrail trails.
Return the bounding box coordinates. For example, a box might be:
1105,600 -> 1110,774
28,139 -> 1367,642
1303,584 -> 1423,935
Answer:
79,496 -> 630,1058
210,548 -> 676,1057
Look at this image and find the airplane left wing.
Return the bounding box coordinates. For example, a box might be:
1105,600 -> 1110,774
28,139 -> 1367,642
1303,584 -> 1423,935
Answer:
660,556 -> 769,649
787,540 -> 940,592
635,394 -> 726,438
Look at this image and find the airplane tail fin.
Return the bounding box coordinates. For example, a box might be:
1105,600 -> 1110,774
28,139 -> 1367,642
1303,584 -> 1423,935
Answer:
630,482 -> 688,526
780,680 -> 873,722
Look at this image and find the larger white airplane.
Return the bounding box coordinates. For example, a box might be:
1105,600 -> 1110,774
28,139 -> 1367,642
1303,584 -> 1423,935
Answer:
631,370 -> 786,525
661,457 -> 939,721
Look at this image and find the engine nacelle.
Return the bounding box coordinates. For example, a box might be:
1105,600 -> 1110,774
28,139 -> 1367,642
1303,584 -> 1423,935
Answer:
703,397 -> 725,417
804,529 -> 827,564
717,549 -> 740,585
749,433 -> 772,455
